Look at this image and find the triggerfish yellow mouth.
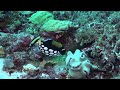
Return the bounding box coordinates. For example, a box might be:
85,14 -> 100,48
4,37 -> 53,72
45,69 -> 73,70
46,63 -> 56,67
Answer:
30,36 -> 66,56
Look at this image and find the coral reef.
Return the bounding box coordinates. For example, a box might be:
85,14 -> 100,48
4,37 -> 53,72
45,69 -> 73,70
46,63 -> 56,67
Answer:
1,11 -> 120,79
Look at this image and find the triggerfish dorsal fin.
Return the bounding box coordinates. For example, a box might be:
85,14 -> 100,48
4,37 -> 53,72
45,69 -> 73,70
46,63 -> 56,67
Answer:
29,36 -> 41,47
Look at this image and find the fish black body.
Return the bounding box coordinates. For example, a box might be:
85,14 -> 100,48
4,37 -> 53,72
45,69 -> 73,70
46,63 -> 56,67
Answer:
30,36 -> 66,56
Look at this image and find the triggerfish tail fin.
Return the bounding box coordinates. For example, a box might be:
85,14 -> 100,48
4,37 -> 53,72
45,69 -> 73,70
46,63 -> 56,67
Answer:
29,36 -> 41,47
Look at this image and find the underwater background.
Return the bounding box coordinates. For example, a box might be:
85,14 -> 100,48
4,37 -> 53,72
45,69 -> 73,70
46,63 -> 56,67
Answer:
0,11 -> 120,79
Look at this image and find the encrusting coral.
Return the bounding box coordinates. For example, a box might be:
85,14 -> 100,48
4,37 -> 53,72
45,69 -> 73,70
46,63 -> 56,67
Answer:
29,11 -> 54,25
28,11 -> 74,33
40,20 -> 72,32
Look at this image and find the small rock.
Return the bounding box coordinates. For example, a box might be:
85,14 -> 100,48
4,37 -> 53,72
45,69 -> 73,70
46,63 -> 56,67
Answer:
40,73 -> 50,79
23,63 -> 37,71
0,46 -> 5,57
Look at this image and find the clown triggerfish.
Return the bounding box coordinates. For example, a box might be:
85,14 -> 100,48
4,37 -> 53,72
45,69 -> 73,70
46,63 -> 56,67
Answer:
30,36 -> 66,56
